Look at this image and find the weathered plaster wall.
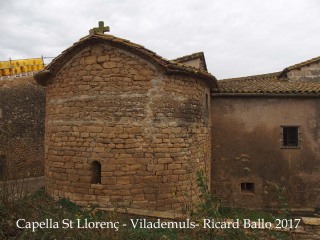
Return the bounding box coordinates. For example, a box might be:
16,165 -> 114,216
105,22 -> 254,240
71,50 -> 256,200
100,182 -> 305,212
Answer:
0,77 -> 45,179
45,43 -> 211,214
211,97 -> 320,208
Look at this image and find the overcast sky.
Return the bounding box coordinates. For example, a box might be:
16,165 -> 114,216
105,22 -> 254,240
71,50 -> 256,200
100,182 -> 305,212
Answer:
1,0 -> 320,79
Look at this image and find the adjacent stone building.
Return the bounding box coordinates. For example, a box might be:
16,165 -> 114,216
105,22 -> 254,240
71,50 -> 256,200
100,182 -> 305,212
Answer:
212,58 -> 320,210
0,76 -> 45,180
34,26 -> 217,215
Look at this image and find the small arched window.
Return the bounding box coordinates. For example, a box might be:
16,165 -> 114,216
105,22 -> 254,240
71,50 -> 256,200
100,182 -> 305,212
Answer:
91,161 -> 101,184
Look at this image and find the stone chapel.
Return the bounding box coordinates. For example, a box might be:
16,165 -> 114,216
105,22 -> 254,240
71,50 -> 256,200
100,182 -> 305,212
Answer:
34,22 -> 217,216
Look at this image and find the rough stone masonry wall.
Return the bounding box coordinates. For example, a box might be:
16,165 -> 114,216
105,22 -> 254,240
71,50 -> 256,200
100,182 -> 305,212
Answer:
295,217 -> 320,240
45,43 -> 211,215
0,77 -> 45,180
246,217 -> 320,240
287,62 -> 320,82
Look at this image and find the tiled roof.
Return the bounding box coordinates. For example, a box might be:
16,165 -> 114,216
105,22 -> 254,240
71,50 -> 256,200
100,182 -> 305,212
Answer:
0,76 -> 38,88
35,33 -> 217,88
173,52 -> 204,62
215,72 -> 320,95
286,56 -> 320,71
278,56 -> 320,78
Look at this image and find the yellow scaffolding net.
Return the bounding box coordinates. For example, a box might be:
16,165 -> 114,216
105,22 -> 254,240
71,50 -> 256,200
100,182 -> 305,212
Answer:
0,58 -> 45,77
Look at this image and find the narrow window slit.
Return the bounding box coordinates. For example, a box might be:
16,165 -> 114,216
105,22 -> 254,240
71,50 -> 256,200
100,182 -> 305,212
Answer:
91,161 -> 101,184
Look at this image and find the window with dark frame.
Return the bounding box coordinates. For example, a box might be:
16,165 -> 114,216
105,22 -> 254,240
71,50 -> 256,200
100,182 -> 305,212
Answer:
282,126 -> 299,148
91,161 -> 101,184
241,183 -> 254,193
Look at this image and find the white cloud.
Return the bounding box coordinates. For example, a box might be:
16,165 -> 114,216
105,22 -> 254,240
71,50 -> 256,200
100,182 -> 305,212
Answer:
1,0 -> 320,79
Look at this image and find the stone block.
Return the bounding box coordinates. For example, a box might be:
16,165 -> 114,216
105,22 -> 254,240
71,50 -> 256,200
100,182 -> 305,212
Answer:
102,62 -> 117,69
117,176 -> 131,184
68,174 -> 79,182
83,195 -> 97,201
140,69 -> 154,76
78,85 -> 90,91
168,163 -> 181,170
173,169 -> 187,175
158,158 -> 173,164
79,176 -> 91,183
85,56 -> 97,64
133,75 -> 147,81
87,126 -> 103,133
127,126 -> 143,134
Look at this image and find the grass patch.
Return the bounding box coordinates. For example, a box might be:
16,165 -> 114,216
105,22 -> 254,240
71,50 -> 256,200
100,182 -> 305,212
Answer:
0,184 -> 291,239
219,207 -> 275,222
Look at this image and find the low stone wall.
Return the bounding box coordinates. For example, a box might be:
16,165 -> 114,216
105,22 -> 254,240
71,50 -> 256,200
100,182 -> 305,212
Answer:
230,217 -> 320,239
257,217 -> 320,239
291,217 -> 320,240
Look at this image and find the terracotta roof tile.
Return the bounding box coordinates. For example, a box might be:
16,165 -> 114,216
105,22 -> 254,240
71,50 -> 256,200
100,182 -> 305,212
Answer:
278,55 -> 320,78
173,52 -> 204,62
36,33 -> 217,88
0,76 -> 38,88
286,56 -> 320,71
215,72 -> 320,95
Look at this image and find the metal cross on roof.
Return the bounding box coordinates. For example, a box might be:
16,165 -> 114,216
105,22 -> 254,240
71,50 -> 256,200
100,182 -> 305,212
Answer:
89,21 -> 110,35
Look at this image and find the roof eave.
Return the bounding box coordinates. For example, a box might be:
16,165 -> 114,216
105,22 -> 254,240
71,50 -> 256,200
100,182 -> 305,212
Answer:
34,70 -> 53,86
211,92 -> 320,98
35,34 -> 217,89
